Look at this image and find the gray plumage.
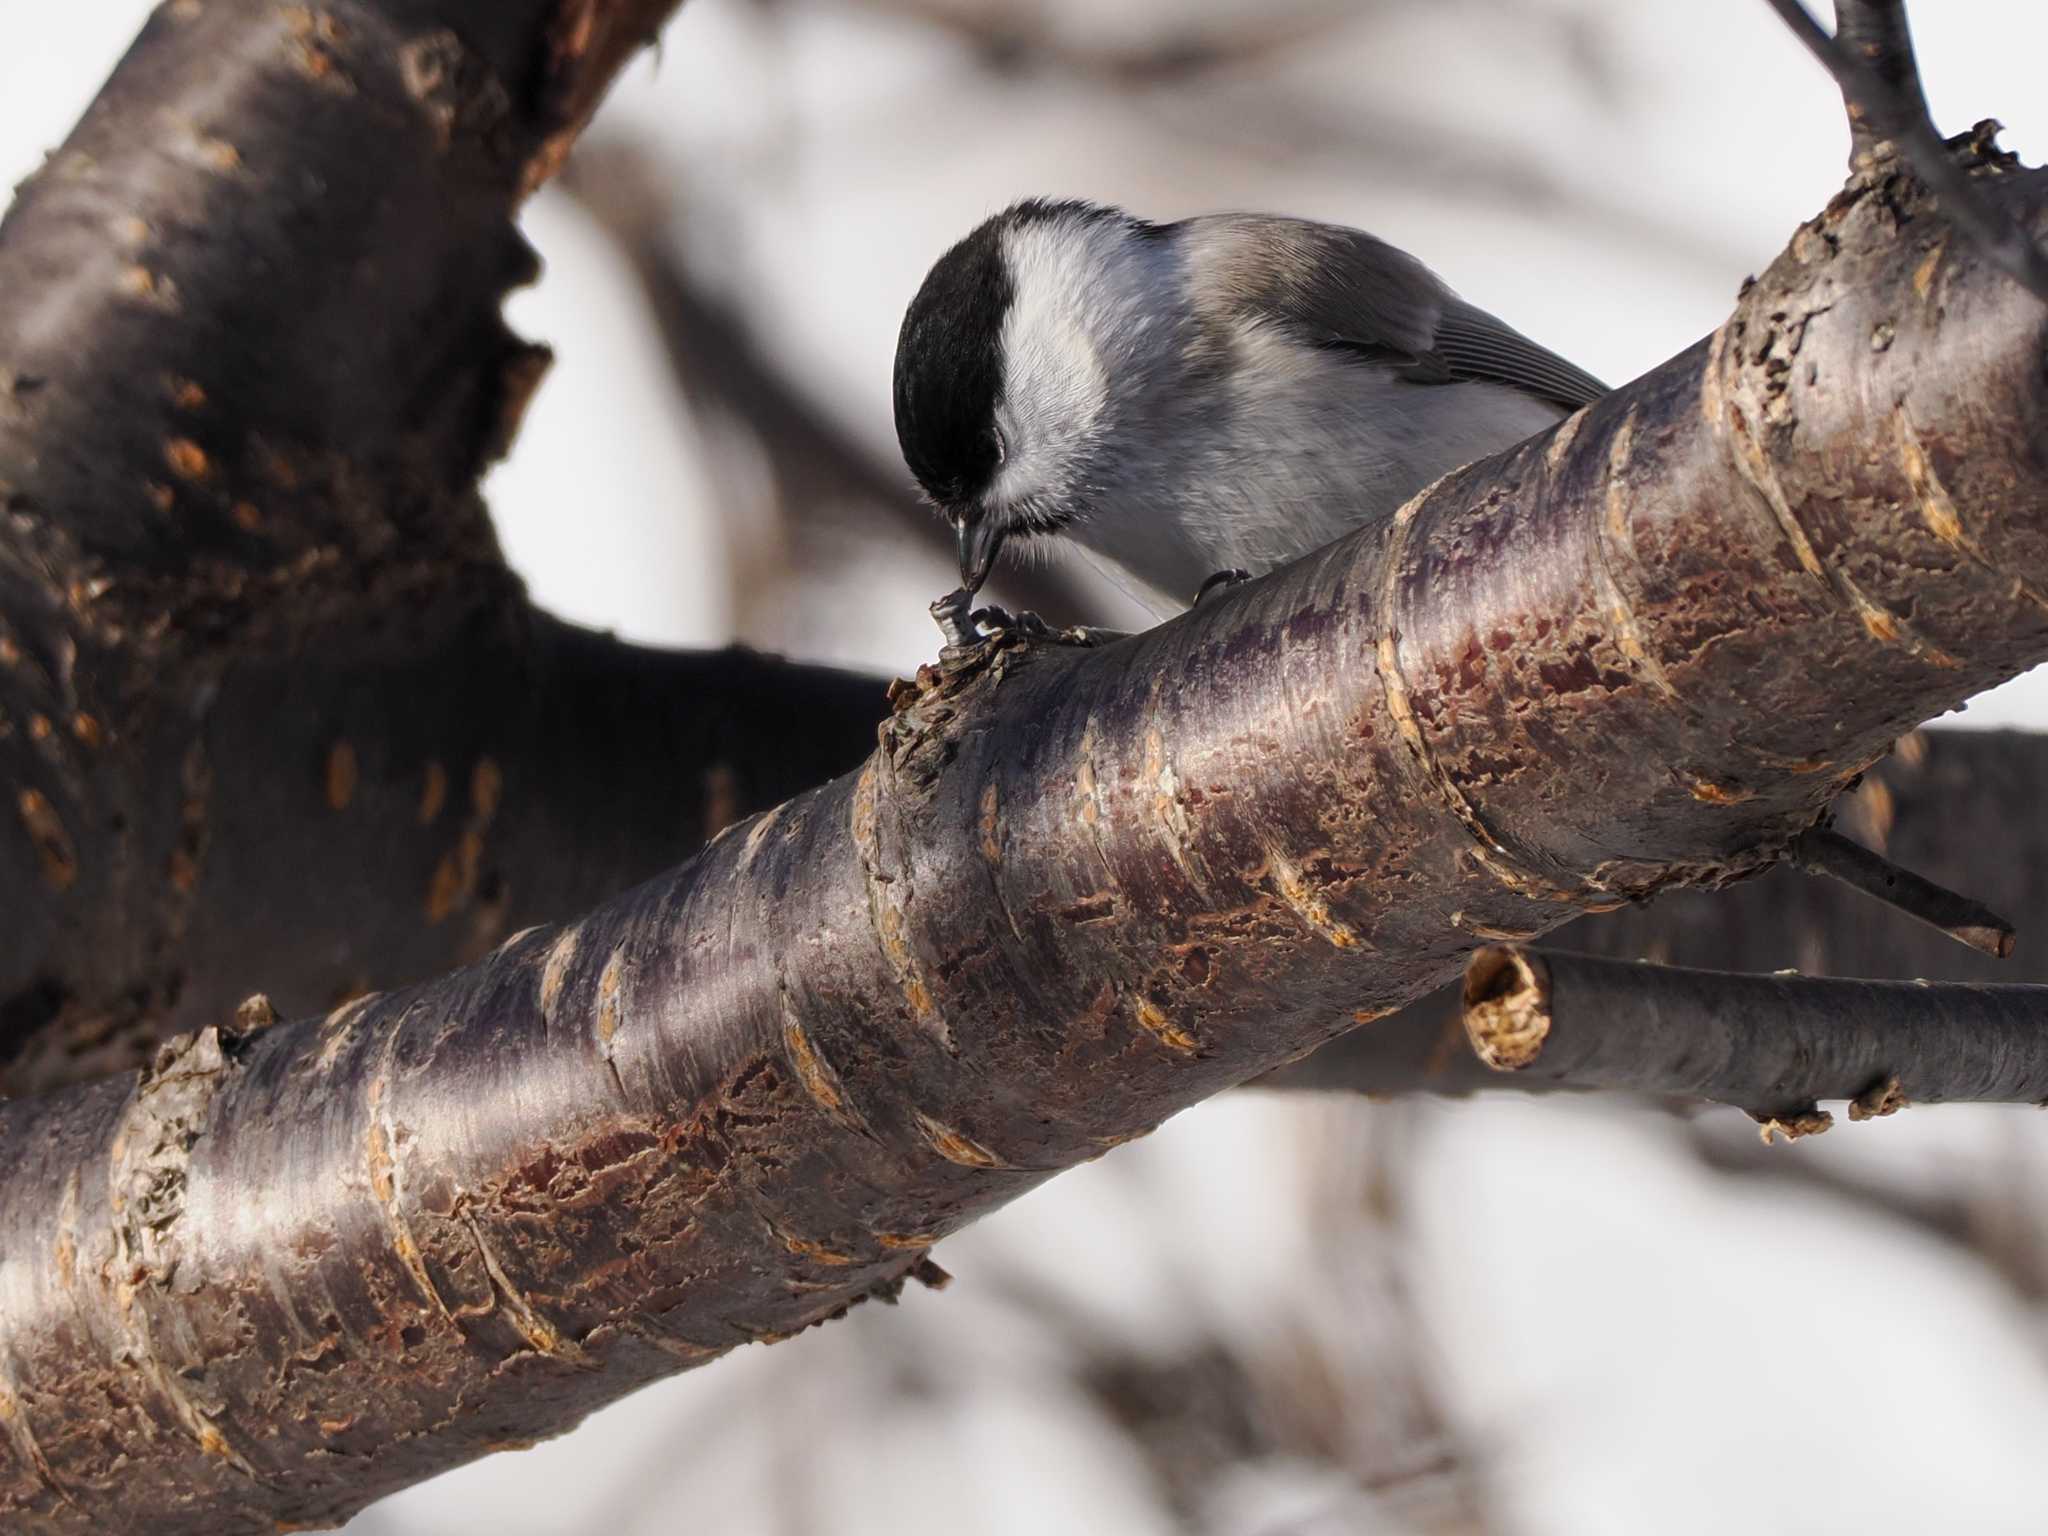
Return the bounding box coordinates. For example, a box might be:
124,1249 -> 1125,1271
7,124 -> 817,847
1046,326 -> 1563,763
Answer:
893,199 -> 1606,612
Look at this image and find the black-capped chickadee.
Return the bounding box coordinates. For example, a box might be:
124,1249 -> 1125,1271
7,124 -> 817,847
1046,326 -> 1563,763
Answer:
894,198 -> 1606,613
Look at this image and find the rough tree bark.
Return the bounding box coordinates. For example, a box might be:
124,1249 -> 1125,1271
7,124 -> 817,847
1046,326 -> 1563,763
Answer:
7,1 -> 2048,1531
8,53 -> 2048,1536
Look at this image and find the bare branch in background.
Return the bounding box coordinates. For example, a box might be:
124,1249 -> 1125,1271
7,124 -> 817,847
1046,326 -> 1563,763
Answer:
1462,946 -> 2048,1128
1787,827 -> 2014,958
1764,0 -> 2048,302
979,1110 -> 1494,1531
8,0 -> 2048,1527
1688,1118 -> 2048,1306
827,0 -> 1745,279
814,0 -> 1367,84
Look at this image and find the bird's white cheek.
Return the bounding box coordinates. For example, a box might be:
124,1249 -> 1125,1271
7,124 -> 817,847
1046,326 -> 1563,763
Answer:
992,351 -> 1107,511
993,227 -> 1113,512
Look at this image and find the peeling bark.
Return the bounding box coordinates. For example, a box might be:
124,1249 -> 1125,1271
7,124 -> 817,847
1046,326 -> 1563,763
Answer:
5,123 -> 2048,1523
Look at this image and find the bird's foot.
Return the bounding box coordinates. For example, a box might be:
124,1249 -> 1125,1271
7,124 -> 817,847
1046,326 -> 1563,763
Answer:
930,589 -> 1124,656
972,604 -> 1123,648
1193,568 -> 1254,607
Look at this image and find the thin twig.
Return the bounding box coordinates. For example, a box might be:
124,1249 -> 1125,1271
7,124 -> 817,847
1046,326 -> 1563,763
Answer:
1826,0 -> 1932,165
1788,828 -> 2015,959
1462,947 -> 2048,1130
1761,0 -> 2048,304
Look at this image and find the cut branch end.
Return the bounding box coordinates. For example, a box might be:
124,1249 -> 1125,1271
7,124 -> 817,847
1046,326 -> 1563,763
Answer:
1461,946 -> 1553,1071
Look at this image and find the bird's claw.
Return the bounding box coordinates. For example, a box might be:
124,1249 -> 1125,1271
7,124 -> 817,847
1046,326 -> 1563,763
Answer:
968,603 -> 1053,642
973,604 -> 1118,648
1193,568 -> 1254,606
928,589 -> 1118,652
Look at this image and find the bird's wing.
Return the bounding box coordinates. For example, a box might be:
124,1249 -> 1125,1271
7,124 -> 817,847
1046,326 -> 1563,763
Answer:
1180,214 -> 1607,412
1430,297 -> 1609,411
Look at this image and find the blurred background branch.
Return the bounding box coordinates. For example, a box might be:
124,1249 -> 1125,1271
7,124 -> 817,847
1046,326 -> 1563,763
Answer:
807,0 -> 1368,84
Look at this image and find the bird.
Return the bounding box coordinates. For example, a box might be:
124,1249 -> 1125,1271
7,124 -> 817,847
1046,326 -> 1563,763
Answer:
893,198 -> 1607,616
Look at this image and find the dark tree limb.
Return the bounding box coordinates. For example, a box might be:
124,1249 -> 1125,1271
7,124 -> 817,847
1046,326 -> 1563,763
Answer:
19,3 -> 2048,1129
1763,0 -> 2048,302
1820,0 -> 1933,167
7,118 -> 2048,1526
1462,945 -> 2048,1130
1786,827 -> 2014,958
0,610 -> 885,1096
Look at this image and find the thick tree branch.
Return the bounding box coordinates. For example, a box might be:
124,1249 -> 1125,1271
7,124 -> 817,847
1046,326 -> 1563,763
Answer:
7,134 -> 2048,1526
0,0 -> 683,654
1268,730 -> 2048,1097
26,1 -> 2048,1107
1461,946 -> 2048,1127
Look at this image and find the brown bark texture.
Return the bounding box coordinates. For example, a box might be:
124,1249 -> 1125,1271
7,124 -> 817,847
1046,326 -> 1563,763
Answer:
7,1 -> 2048,1532
1765,0 -> 2048,301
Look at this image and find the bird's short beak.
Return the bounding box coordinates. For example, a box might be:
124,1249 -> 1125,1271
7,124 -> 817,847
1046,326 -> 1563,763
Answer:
955,515 -> 1006,596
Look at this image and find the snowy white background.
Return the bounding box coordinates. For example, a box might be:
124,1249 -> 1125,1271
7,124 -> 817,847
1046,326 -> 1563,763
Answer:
6,2 -> 2048,1531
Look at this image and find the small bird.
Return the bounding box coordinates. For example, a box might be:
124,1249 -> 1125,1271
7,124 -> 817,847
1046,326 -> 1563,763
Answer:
894,198 -> 1606,614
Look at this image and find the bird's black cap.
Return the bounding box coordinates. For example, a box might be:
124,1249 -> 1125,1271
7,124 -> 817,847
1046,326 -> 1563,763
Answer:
894,217 -> 1011,508
893,199 -> 1124,510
